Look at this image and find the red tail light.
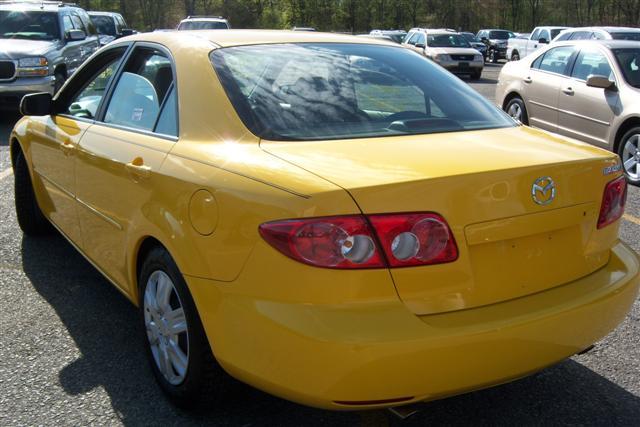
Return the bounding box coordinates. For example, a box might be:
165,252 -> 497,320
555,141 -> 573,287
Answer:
597,176 -> 627,229
259,213 -> 458,269
368,213 -> 458,267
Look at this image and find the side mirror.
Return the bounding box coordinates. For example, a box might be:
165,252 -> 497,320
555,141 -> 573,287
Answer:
415,42 -> 425,49
120,28 -> 135,37
20,92 -> 53,116
538,37 -> 548,44
67,29 -> 86,41
586,75 -> 617,90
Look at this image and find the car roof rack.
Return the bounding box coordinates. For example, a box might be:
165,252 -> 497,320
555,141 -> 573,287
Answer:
0,1 -> 78,6
185,15 -> 225,19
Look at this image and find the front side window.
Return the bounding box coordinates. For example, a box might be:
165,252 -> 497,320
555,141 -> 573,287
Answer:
415,32 -> 425,45
63,47 -> 127,118
406,32 -> 419,45
62,15 -> 73,34
211,43 -> 514,141
0,10 -> 60,40
613,48 -> 640,88
539,29 -> 550,42
530,29 -> 541,41
70,14 -> 86,34
571,49 -> 613,81
535,46 -> 575,75
104,48 -> 175,132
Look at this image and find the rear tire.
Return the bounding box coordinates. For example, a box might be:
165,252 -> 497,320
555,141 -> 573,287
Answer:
489,49 -> 499,63
617,126 -> 640,186
511,51 -> 520,61
53,71 -> 66,94
505,96 -> 529,125
139,246 -> 227,408
471,70 -> 482,80
14,150 -> 51,236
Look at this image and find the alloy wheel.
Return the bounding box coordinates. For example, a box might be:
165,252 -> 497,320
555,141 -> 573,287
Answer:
622,134 -> 640,180
507,102 -> 522,122
144,270 -> 189,385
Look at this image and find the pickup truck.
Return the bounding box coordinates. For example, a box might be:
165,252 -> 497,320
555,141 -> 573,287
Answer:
507,26 -> 569,61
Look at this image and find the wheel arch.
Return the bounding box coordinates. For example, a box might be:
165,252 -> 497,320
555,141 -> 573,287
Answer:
613,116 -> 640,155
502,91 -> 523,110
132,235 -> 184,305
53,63 -> 67,78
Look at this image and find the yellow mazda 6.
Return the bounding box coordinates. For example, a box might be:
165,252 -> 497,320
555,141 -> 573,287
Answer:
9,30 -> 640,410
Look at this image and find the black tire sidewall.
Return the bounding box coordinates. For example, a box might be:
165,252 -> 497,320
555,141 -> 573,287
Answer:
138,247 -> 210,407
54,72 -> 66,94
617,127 -> 640,185
14,151 -> 50,236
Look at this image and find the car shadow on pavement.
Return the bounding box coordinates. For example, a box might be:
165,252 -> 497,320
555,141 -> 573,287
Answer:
21,233 -> 640,426
0,112 -> 21,147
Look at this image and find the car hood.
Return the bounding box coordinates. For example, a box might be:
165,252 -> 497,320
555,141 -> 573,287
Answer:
0,38 -> 57,59
426,47 -> 481,55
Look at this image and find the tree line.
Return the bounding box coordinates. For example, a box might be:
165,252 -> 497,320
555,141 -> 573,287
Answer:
74,0 -> 640,33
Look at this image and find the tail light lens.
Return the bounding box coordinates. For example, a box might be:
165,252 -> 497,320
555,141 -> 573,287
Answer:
259,213 -> 458,269
368,213 -> 458,267
259,216 -> 385,269
597,176 -> 627,229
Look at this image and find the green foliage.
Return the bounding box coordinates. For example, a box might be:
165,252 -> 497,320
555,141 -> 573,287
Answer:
74,0 -> 640,33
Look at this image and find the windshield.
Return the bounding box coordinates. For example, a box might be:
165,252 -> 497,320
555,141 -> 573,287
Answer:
612,32 -> 640,41
461,33 -> 479,43
211,43 -> 514,141
178,20 -> 228,30
0,10 -> 59,40
613,48 -> 640,88
91,15 -> 116,36
427,34 -> 471,48
488,30 -> 512,40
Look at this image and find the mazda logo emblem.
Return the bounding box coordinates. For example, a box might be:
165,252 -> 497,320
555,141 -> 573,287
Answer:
532,177 -> 555,205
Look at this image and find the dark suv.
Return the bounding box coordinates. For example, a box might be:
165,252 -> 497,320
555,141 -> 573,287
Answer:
476,29 -> 515,63
0,1 -> 100,109
88,11 -> 134,46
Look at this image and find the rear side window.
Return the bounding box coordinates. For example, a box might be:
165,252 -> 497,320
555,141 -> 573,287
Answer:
104,48 -> 175,132
611,32 -> 640,41
534,46 -> 575,75
211,43 -> 514,141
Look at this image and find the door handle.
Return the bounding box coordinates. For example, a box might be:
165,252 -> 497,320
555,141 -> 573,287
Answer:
523,77 -> 532,84
562,87 -> 574,95
125,158 -> 151,180
60,142 -> 75,156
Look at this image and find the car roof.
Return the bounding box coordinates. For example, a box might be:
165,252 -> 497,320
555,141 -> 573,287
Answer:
124,29 -> 398,48
0,1 -> 80,11
562,26 -> 640,34
553,39 -> 640,49
88,11 -> 122,17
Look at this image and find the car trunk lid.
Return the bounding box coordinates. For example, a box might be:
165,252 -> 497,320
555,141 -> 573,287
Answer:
261,126 -> 622,314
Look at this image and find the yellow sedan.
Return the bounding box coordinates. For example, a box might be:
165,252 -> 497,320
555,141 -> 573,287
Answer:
9,30 -> 640,410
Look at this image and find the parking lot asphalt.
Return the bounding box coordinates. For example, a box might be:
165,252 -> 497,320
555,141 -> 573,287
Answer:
1,64 -> 640,425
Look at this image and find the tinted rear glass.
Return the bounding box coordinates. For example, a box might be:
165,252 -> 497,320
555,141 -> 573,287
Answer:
211,43 -> 514,141
91,15 -> 116,36
611,32 -> 640,41
178,20 -> 228,30
550,29 -> 564,39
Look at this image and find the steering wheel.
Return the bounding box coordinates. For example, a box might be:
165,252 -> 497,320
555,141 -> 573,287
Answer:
385,111 -> 427,122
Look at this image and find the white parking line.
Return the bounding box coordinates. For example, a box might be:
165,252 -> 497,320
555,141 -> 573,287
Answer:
0,167 -> 13,181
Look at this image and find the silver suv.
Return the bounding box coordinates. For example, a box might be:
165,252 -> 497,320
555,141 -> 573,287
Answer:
177,16 -> 230,31
0,1 -> 100,109
403,29 -> 484,79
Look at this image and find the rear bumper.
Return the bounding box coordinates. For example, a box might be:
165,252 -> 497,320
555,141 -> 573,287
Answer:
187,241 -> 640,410
0,76 -> 55,110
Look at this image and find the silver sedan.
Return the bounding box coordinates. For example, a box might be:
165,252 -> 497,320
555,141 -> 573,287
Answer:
495,40 -> 640,184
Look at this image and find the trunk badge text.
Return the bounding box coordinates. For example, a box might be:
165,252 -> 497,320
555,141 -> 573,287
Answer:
532,177 -> 556,206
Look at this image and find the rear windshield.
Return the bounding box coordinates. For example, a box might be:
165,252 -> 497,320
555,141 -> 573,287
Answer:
211,43 -> 514,141
0,10 -> 59,40
178,20 -> 228,30
489,30 -> 512,40
611,32 -> 640,41
427,34 -> 470,48
613,48 -> 640,88
550,29 -> 564,39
